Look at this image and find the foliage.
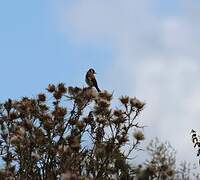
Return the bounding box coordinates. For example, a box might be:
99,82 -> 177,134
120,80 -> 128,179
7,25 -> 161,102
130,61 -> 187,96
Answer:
134,138 -> 176,180
191,129 -> 200,165
0,83 -> 145,179
135,138 -> 200,180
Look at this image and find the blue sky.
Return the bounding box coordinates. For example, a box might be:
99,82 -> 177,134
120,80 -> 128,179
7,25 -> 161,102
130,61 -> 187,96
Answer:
1,0 -> 200,166
0,0 -> 111,100
0,0 -> 182,100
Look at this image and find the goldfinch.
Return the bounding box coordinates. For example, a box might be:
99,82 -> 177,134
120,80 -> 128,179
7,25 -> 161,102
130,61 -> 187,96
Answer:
85,68 -> 101,92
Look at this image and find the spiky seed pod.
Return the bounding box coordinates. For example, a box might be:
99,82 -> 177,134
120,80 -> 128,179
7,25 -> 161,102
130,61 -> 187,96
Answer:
130,97 -> 145,110
133,130 -> 145,141
68,86 -> 82,96
9,112 -> 18,120
2,152 -> 13,163
105,142 -> 114,152
161,164 -> 169,171
69,136 -> 81,151
10,135 -> 20,144
76,121 -> 85,131
113,109 -> 123,117
120,96 -> 129,105
166,169 -> 174,177
46,84 -> 56,93
98,91 -> 112,101
68,119 -> 77,125
37,93 -> 46,102
84,88 -> 97,99
58,83 -> 66,93
53,91 -> 62,100
31,152 -> 40,161
40,114 -> 51,122
97,99 -> 110,108
147,164 -> 157,176
39,104 -> 49,112
83,117 -> 92,124
53,107 -> 67,118
17,127 -> 26,136
43,120 -> 54,130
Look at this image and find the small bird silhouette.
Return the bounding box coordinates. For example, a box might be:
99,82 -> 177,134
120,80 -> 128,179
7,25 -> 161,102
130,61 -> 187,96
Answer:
85,68 -> 101,92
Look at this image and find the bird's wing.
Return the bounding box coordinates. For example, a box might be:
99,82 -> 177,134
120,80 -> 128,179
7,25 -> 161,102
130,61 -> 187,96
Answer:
92,76 -> 101,92
91,76 -> 98,86
86,72 -> 101,92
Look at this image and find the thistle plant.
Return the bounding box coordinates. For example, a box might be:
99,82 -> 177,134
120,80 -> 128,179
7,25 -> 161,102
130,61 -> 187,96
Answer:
0,83 -> 145,179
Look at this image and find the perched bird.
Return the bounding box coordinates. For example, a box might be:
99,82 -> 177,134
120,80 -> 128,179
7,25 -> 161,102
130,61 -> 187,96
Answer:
85,68 -> 101,92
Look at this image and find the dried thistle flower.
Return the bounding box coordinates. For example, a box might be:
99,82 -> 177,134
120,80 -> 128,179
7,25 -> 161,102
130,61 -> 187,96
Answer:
83,117 -> 92,124
2,152 -> 13,163
166,169 -> 174,177
10,135 -> 20,144
37,93 -> 46,102
120,96 -> 129,105
68,119 -> 77,125
31,152 -> 40,161
84,88 -> 97,98
96,117 -> 107,124
58,83 -> 66,93
113,109 -> 123,117
95,144 -> 105,157
97,99 -> 110,108
53,107 -> 67,118
76,121 -> 85,131
98,91 -> 112,101
70,135 -> 81,151
147,163 -> 157,176
40,114 -> 51,122
53,91 -> 62,100
133,130 -> 145,141
0,83 -> 148,179
17,127 -> 26,136
9,112 -> 18,120
39,104 -> 49,112
68,86 -> 82,96
161,164 -> 169,171
130,97 -> 145,110
46,84 -> 56,92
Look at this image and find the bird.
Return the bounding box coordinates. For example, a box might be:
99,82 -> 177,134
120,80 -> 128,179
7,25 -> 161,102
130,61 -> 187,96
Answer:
85,68 -> 101,92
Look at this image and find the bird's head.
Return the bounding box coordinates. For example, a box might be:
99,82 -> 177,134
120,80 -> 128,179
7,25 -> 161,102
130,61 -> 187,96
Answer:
88,68 -> 96,74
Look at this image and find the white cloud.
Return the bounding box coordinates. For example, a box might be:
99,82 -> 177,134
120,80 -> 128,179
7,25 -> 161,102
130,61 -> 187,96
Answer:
133,57 -> 200,162
54,0 -> 200,164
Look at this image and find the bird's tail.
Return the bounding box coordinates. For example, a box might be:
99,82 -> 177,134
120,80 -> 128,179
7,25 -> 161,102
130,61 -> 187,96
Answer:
95,86 -> 101,92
